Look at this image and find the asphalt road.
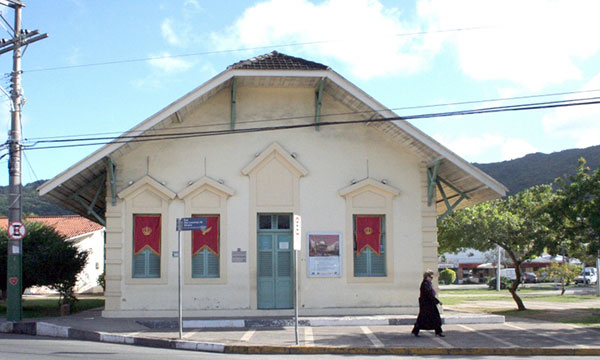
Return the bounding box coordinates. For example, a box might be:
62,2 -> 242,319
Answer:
1,333 -> 599,360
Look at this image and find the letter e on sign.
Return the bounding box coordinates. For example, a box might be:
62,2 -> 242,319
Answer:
8,221 -> 26,240
293,214 -> 301,251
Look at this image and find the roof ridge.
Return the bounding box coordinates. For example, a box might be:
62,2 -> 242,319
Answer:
227,50 -> 329,71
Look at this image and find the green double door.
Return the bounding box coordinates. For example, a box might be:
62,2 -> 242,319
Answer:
257,214 -> 293,309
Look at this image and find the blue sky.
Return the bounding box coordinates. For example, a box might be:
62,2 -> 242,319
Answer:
1,0 -> 600,186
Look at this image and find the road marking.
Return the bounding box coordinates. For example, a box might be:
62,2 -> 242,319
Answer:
458,324 -> 516,348
360,326 -> 384,348
240,329 -> 255,342
183,331 -> 198,340
504,323 -> 589,348
304,327 -> 314,347
431,334 -> 452,348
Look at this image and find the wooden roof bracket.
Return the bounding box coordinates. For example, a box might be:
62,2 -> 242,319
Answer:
231,77 -> 237,130
436,176 -> 470,224
108,157 -> 117,206
427,160 -> 440,206
69,175 -> 106,225
314,78 -> 325,131
428,160 -> 471,224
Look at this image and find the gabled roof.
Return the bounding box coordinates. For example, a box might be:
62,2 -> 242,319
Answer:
37,51 -> 507,223
228,51 -> 329,70
0,215 -> 104,239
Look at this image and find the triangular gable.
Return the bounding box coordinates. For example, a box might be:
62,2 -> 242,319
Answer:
38,51 -> 506,220
177,176 -> 235,199
241,142 -> 308,177
118,175 -> 176,200
338,178 -> 400,199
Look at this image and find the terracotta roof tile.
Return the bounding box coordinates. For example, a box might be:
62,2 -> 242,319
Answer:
228,51 -> 329,71
0,216 -> 104,239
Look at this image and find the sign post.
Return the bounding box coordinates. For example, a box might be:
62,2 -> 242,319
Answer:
175,217 -> 206,339
7,221 -> 25,321
293,214 -> 301,345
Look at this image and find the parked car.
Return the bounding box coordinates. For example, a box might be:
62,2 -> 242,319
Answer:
522,272 -> 537,283
500,268 -> 516,281
575,267 -> 598,285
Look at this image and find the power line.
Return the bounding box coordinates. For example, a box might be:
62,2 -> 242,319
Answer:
23,25 -> 494,73
20,87 -> 600,142
20,96 -> 600,151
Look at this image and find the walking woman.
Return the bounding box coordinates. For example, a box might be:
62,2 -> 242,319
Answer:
411,270 -> 444,337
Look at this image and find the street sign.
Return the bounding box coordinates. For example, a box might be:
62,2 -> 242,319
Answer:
293,214 -> 301,251
177,217 -> 207,231
8,221 -> 25,240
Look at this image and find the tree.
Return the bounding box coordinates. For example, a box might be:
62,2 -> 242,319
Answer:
537,262 -> 581,295
439,268 -> 456,285
438,185 -> 556,310
548,158 -> 600,267
0,222 -> 88,307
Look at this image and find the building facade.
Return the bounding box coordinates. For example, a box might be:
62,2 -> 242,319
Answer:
39,52 -> 506,318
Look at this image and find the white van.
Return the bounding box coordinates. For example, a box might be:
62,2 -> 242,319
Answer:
575,267 -> 598,285
500,268 -> 516,281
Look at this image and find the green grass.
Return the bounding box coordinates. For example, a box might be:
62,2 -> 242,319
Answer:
439,294 -> 597,306
0,297 -> 104,318
491,308 -> 600,327
440,287 -> 562,296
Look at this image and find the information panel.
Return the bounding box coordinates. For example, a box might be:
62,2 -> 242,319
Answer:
307,232 -> 341,277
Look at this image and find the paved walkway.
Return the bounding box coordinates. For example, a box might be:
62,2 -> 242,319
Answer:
1,299 -> 599,356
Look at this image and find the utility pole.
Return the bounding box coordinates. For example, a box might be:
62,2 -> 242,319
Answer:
0,0 -> 47,322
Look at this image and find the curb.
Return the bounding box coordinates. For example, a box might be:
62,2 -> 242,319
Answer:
1,320 -> 600,356
137,314 -> 504,329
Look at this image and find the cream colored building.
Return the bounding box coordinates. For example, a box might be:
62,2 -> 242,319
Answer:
38,52 -> 506,318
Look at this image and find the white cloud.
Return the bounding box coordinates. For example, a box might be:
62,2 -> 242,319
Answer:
161,18 -> 182,47
434,132 -> 538,162
418,0 -> 600,90
211,0 -> 443,79
541,73 -> 600,148
501,138 -> 539,161
147,52 -> 193,73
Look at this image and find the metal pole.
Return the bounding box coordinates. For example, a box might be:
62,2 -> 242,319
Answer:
596,252 -> 599,297
178,223 -> 183,339
294,249 -> 299,345
496,246 -> 501,291
7,3 -> 23,322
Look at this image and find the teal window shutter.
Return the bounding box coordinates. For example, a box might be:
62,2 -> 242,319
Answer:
353,215 -> 386,277
192,249 -> 219,278
133,248 -> 161,278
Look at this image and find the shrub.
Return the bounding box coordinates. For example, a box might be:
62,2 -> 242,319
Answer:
440,269 -> 457,284
488,276 -> 512,289
97,271 -> 105,291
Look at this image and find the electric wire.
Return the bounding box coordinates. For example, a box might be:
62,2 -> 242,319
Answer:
20,88 -> 600,142
20,96 -> 600,151
22,25 -> 494,73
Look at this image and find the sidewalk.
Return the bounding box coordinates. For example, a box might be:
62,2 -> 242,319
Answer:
2,305 -> 600,356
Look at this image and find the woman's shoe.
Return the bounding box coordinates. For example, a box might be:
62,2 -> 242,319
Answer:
435,333 -> 445,337
412,332 -> 420,337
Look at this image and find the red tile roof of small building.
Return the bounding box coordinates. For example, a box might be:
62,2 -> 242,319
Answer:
228,51 -> 329,70
0,216 -> 104,239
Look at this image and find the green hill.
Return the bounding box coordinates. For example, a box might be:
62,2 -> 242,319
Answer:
474,145 -> 600,196
0,180 -> 72,216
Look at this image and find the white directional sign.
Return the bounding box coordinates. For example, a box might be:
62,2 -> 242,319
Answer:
8,221 -> 26,240
293,214 -> 301,251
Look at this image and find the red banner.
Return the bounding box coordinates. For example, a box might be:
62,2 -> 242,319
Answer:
134,215 -> 161,255
355,216 -> 381,256
192,215 -> 219,256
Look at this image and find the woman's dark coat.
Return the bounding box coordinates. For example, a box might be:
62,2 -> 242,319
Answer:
414,279 -> 442,330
